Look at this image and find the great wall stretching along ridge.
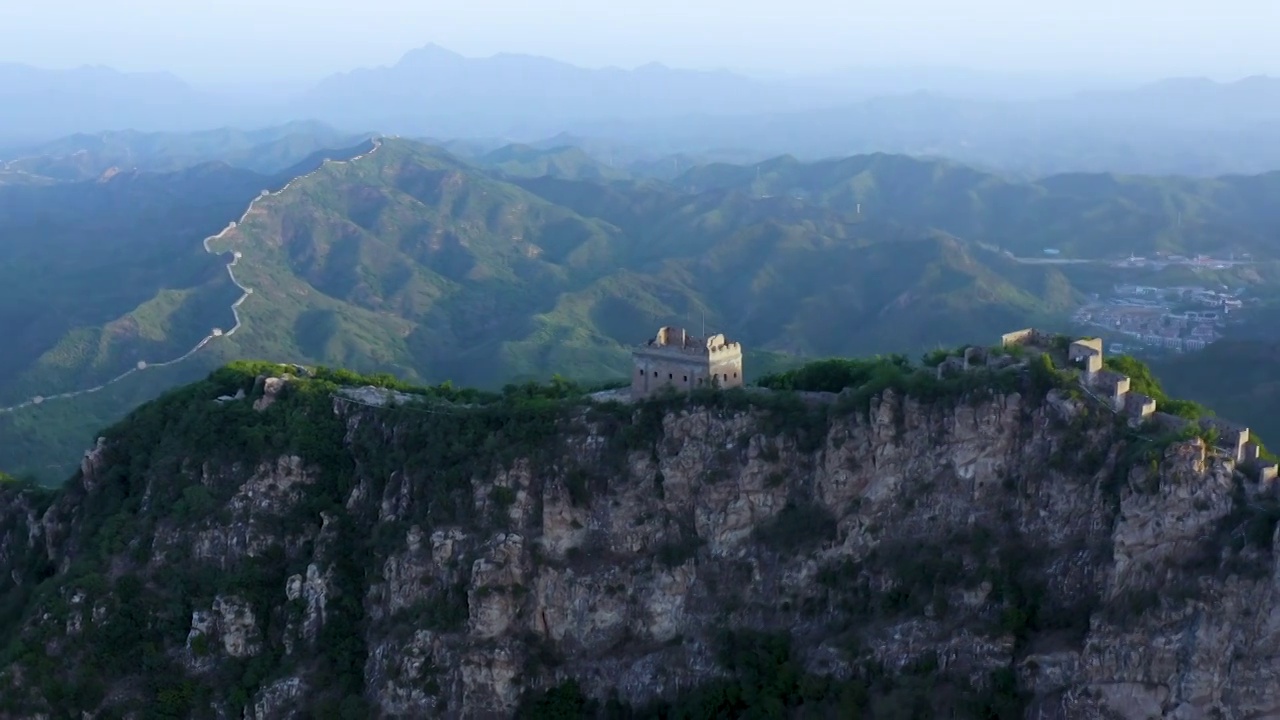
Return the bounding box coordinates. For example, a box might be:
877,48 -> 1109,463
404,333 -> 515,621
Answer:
624,323 -> 1277,486
984,328 -> 1278,483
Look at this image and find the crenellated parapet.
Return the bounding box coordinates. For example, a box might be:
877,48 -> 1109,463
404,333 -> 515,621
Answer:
631,326 -> 744,400
1124,392 -> 1157,421
1069,338 -> 1104,375
1088,370 -> 1131,412
707,334 -> 743,358
1260,463 -> 1279,484
1202,417 -> 1251,463
997,328 -> 1269,474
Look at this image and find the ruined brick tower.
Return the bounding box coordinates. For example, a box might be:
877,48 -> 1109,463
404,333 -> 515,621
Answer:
630,326 -> 744,400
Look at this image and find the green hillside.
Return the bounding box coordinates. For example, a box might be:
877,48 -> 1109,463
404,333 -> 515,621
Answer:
477,143 -> 632,181
0,164 -> 266,403
201,138 -> 1080,383
11,137 -> 1280,482
677,154 -> 1280,259
1153,340 -> 1280,447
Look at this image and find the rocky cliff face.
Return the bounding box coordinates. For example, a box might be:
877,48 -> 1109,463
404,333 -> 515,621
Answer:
1,367 -> 1278,719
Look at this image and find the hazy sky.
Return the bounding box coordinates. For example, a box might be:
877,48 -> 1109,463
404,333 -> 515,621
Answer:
1,0 -> 1276,83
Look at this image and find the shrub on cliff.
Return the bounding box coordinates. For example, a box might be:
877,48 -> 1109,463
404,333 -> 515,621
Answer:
516,680 -> 593,719
759,354 -> 1032,418
1105,354 -> 1210,420
753,501 -> 838,554
757,356 -> 913,394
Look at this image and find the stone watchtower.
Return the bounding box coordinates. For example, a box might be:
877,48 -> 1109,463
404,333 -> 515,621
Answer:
631,326 -> 744,400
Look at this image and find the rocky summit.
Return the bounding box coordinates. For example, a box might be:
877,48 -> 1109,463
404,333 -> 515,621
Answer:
1,351 -> 1279,719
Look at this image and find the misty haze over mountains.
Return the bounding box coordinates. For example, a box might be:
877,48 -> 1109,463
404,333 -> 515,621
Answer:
6,43 -> 1280,176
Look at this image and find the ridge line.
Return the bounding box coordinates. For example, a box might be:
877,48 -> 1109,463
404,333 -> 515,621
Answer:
0,138 -> 384,416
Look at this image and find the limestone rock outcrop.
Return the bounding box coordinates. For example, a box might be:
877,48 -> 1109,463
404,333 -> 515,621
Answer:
2,382 -> 1278,719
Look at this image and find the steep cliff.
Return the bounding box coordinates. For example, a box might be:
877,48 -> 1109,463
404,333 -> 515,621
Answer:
1,358 -> 1278,719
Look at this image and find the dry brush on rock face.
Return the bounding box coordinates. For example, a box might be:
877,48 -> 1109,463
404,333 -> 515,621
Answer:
1,362 -> 1280,718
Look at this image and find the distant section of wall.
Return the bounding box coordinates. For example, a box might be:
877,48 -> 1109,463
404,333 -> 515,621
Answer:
1124,393 -> 1157,421
1000,328 -> 1057,348
1000,329 -> 1035,347
1152,412 -> 1192,433
1202,417 -> 1250,463
999,327 -> 1265,471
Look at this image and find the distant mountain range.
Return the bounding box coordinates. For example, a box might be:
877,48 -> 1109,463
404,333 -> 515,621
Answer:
566,89 -> 1280,177
670,154 -> 1280,258
0,63 -> 224,143
5,46 -> 1280,176
0,121 -> 373,182
288,44 -> 839,137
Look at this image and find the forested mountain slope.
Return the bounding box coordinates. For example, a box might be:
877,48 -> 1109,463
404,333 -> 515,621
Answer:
10,136 -> 1280,480
677,153 -> 1280,258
